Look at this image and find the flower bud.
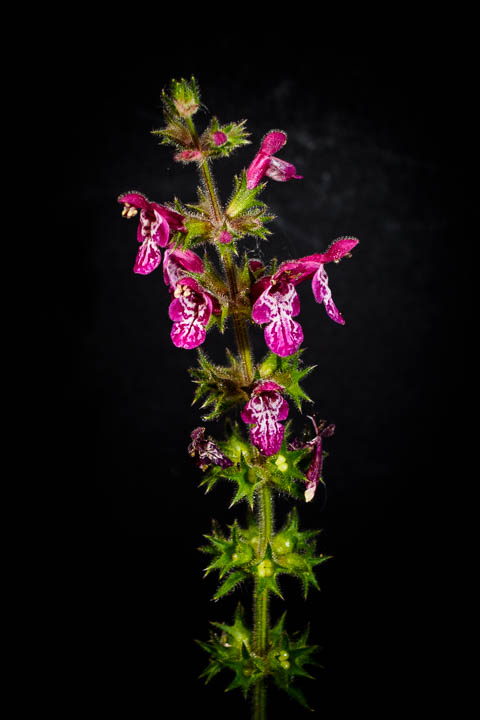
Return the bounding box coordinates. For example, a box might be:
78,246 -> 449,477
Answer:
170,77 -> 200,118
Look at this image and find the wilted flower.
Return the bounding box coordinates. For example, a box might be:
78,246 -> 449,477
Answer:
241,381 -> 289,456
304,417 -> 335,502
188,427 -> 233,470
246,131 -> 302,190
251,236 -> 359,356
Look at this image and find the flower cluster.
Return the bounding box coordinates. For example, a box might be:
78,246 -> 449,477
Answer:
119,78 -> 359,714
118,192 -> 219,349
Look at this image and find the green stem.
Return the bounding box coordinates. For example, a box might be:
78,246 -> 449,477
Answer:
187,113 -> 265,717
185,115 -> 254,385
185,116 -> 221,222
222,249 -> 254,385
254,484 -> 273,720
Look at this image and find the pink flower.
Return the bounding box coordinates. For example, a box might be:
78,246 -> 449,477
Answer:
251,236 -> 359,357
246,131 -> 303,190
118,192 -> 185,275
174,149 -> 204,162
169,277 -> 215,350
241,381 -> 289,456
163,246 -> 204,291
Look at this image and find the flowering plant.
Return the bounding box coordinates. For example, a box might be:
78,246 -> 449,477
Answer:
117,76 -> 358,718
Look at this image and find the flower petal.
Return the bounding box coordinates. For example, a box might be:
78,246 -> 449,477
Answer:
163,247 -> 204,289
253,284 -> 303,357
265,156 -> 302,183
169,286 -> 213,349
300,236 -> 360,265
246,152 -> 271,189
117,191 -> 150,210
312,266 -> 345,324
242,392 -> 286,456
260,131 -> 287,155
133,237 -> 162,275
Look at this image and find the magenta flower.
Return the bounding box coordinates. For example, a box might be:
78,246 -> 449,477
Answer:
188,427 -> 234,471
169,277 -> 216,350
118,192 -> 185,275
163,246 -> 204,291
246,131 -> 303,190
251,236 -> 359,357
241,381 -> 289,456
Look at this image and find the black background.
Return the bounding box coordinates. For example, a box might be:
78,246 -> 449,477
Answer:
54,27 -> 466,718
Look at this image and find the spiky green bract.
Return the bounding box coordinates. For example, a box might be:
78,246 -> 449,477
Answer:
198,607 -> 321,707
199,508 -> 329,601
268,614 -> 321,711
226,170 -> 267,218
168,76 -> 200,118
190,351 -> 249,421
272,507 -> 331,598
182,216 -> 213,248
197,605 -> 266,697
198,424 -> 262,509
200,520 -> 255,598
225,170 -> 274,241
202,117 -> 251,158
259,351 -> 315,411
266,431 -> 311,499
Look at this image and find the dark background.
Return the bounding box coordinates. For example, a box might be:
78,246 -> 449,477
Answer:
54,29 -> 465,718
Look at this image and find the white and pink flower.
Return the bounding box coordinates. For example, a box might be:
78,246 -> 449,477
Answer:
251,236 -> 359,357
117,191 -> 185,275
246,131 -> 302,190
241,381 -> 289,456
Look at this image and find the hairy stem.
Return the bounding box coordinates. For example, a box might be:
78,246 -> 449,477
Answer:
186,115 -> 254,385
222,248 -> 254,385
185,116 -> 222,221
254,484 -> 273,720
188,112 -> 265,717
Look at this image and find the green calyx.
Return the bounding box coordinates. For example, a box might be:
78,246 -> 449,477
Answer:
258,350 -> 316,411
203,117 -> 251,158
190,351 -> 249,421
168,76 -> 200,118
199,507 -> 330,602
198,606 -> 321,709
